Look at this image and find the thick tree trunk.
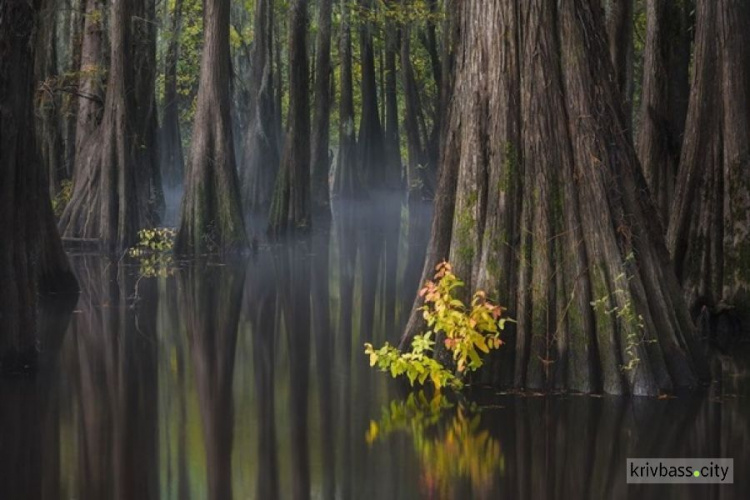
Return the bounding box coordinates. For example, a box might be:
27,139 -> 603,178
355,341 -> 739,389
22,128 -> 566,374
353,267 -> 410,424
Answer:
60,0 -> 150,251
310,0 -> 333,212
402,0 -> 708,396
241,0 -> 280,214
175,0 -> 248,253
605,0 -> 634,130
268,0 -> 310,234
161,0 -> 186,188
356,0 -> 385,189
0,0 -> 78,373
667,0 -> 750,330
637,0 -> 691,224
61,0 -> 84,178
332,0 -> 358,198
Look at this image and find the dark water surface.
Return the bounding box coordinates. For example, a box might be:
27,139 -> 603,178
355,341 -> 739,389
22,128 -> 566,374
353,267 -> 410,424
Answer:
1,199 -> 749,499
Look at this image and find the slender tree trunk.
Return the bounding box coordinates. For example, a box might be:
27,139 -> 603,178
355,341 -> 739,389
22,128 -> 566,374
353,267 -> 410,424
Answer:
133,0 -> 164,222
332,0 -> 358,198
401,0 -> 708,396
310,0 -> 333,212
61,0 -> 84,179
35,0 -> 65,197
401,17 -> 429,200
0,0 -> 78,373
268,0 -> 310,234
605,0 -> 634,130
241,0 -> 279,215
175,0 -> 248,253
668,0 -> 750,330
161,0 -> 186,188
357,0 -> 385,189
73,0 -> 104,172
637,0 -> 691,224
383,0 -> 402,188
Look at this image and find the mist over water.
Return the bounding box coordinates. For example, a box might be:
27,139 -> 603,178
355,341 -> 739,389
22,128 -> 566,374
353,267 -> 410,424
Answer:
1,199 -> 749,499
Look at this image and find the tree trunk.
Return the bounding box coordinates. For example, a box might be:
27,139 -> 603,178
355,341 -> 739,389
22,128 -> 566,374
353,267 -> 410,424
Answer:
175,0 -> 248,253
0,0 -> 78,373
73,0 -> 104,172
332,0 -> 358,198
400,16 -> 429,200
61,0 -> 84,179
161,0 -> 186,188
636,0 -> 691,224
268,0 -> 310,234
667,0 -> 750,330
605,0 -> 634,130
241,0 -> 280,215
241,0 -> 279,215
60,0 -> 150,251
356,0 -> 385,189
401,0 -> 708,396
310,0 -> 333,212
133,0 -> 165,222
34,0 -> 65,197
383,0 -> 402,188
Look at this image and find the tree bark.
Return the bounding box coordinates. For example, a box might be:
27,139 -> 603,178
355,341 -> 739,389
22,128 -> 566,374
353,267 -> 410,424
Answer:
332,0 -> 359,198
268,0 -> 310,235
34,0 -> 65,197
356,0 -> 385,189
401,0 -> 708,396
667,0 -> 750,329
636,0 -> 691,224
241,0 -> 279,215
383,0 -> 402,188
310,0 -> 333,212
0,0 -> 78,372
175,0 -> 248,253
161,0 -> 186,188
60,0 -> 153,251
605,0 -> 634,130
73,0 -> 104,172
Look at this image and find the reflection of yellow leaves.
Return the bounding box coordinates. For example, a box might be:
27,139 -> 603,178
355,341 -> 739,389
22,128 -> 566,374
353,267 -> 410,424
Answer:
367,392 -> 504,497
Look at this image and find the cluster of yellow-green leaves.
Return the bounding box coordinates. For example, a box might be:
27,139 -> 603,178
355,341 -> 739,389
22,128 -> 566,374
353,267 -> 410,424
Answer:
51,180 -> 73,219
365,262 -> 510,391
128,228 -> 176,278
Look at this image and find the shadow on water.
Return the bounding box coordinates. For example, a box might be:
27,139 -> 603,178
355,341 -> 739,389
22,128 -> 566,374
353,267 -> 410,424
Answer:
2,195 -> 750,499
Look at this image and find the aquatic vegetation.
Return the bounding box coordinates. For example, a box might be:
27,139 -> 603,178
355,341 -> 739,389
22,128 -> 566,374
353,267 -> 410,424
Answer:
128,228 -> 177,278
365,261 -> 510,390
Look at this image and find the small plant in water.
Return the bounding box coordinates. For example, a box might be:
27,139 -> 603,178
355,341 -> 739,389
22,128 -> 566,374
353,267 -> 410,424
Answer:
365,261 -> 510,390
128,227 -> 177,278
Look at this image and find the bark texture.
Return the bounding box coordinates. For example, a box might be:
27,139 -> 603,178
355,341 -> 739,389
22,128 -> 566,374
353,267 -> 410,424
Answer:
605,0 -> 634,129
175,0 -> 248,253
667,0 -> 750,330
0,0 -> 77,371
402,0 -> 708,396
637,0 -> 691,223
161,0 -> 185,188
240,0 -> 279,214
268,0 -> 310,234
59,0 -> 154,251
310,0 -> 333,211
332,0 -> 358,198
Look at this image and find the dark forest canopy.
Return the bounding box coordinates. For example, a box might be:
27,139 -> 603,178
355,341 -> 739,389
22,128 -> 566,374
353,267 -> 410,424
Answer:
2,0 -> 749,393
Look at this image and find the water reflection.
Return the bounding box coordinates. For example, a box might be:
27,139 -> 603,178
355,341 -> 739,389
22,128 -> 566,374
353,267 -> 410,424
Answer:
1,199 -> 748,499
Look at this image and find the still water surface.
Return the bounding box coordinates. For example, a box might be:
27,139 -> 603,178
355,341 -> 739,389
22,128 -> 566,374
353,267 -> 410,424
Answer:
1,199 -> 748,499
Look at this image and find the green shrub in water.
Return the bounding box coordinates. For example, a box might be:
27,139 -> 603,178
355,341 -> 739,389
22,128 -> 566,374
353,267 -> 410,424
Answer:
365,262 -> 511,390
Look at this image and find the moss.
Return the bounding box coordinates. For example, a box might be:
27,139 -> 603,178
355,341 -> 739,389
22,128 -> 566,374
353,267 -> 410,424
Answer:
498,142 -> 518,193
